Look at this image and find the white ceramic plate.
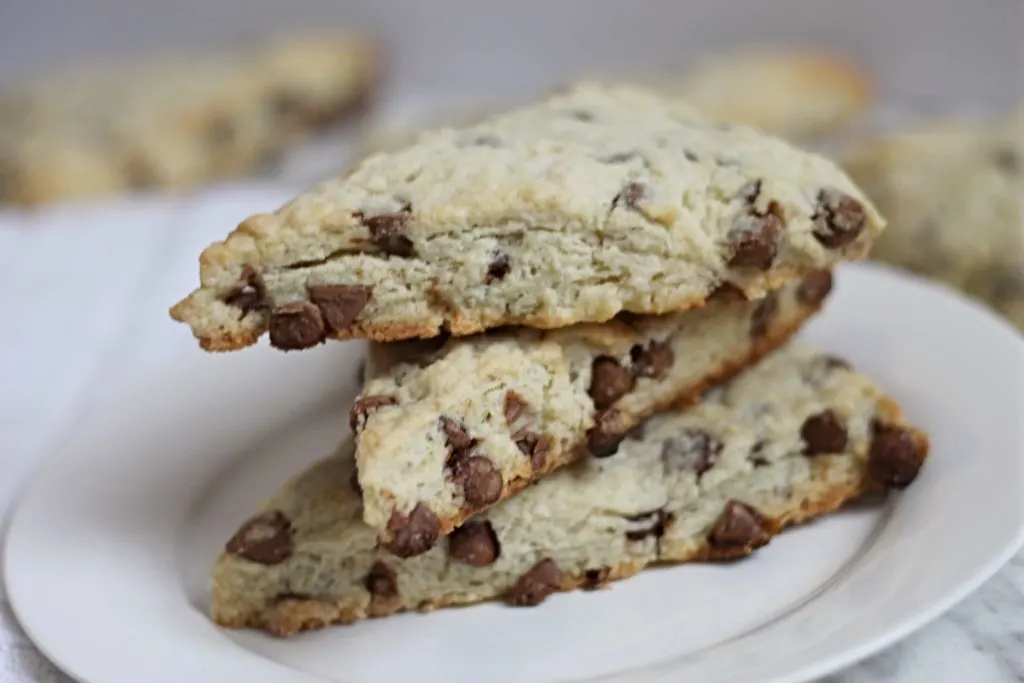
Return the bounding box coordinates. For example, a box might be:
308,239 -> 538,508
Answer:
5,263 -> 1024,683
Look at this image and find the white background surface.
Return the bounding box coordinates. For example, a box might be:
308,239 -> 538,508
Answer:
1,0 -> 1022,106
0,187 -> 1022,683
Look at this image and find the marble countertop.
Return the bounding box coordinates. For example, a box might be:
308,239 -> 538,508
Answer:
0,184 -> 1021,683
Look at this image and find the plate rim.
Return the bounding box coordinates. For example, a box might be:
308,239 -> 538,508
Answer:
5,263 -> 1024,683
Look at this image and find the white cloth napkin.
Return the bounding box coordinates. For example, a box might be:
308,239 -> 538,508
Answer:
0,185 -> 1019,683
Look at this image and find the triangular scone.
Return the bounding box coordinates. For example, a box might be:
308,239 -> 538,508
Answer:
844,110 -> 1024,331
171,83 -> 884,351
210,344 -> 928,636
0,34 -> 379,205
663,50 -> 872,142
352,271 -> 833,556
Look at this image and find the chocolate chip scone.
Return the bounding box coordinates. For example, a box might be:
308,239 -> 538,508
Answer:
0,34 -> 379,205
844,110 -> 1023,331
664,50 -> 872,142
170,82 -> 884,350
353,272 -> 833,557
210,343 -> 929,635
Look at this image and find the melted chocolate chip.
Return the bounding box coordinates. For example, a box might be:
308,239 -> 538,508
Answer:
868,422 -> 924,489
451,456 -> 503,507
513,430 -> 553,471
796,270 -> 834,307
349,395 -> 398,433
225,510 -> 293,565
727,207 -> 784,269
587,409 -> 625,458
624,508 -> 673,541
507,558 -> 565,606
661,428 -> 723,477
801,410 -> 849,455
504,391 -> 527,425
589,357 -> 636,409
223,265 -> 266,315
359,208 -> 415,257
447,520 -> 500,566
727,179 -> 784,269
364,561 -> 398,599
812,189 -> 867,248
630,342 -> 674,379
485,251 -> 511,283
385,503 -> 440,558
708,501 -> 772,551
308,284 -> 372,332
269,302 -> 326,350
440,416 -> 476,458
582,567 -> 611,590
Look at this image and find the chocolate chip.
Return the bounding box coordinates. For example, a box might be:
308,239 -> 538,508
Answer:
485,251 -> 511,283
513,430 -> 553,471
508,558 -> 564,606
812,189 -> 866,248
750,440 -> 770,467
992,147 -> 1019,174
801,410 -> 849,455
589,357 -> 635,409
708,501 -> 772,551
613,310 -> 644,327
587,409 -> 625,458
452,456 -> 503,507
225,510 -> 293,564
569,110 -> 594,122
223,265 -> 266,315
612,182 -> 646,211
684,149 -> 700,162
269,302 -> 326,350
440,416 -> 476,458
625,508 -> 673,541
308,284 -> 372,332
447,520 -> 500,566
869,422 -> 924,489
385,503 -> 440,557
504,391 -> 527,425
796,270 -> 834,307
750,291 -> 779,338
727,207 -> 784,269
661,428 -> 723,477
364,561 -> 398,599
708,281 -> 747,303
582,567 -> 611,590
359,209 -> 415,257
726,180 -> 784,269
630,342 -> 674,379
349,395 -> 398,433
